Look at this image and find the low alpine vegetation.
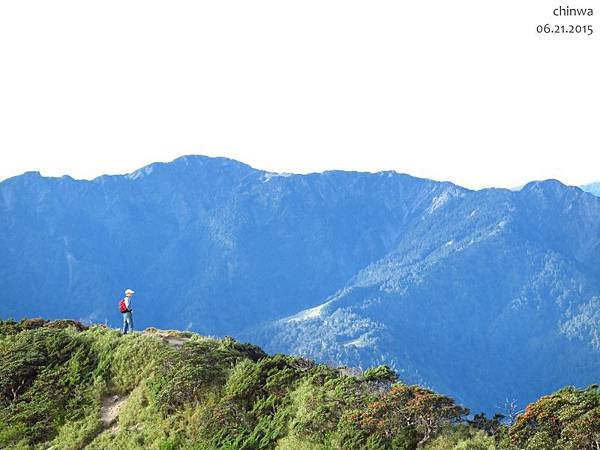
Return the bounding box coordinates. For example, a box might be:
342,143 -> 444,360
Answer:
0,319 -> 598,449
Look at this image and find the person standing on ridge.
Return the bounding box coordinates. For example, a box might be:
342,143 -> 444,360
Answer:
119,288 -> 135,334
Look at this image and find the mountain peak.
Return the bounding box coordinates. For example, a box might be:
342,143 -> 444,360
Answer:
518,179 -> 588,201
124,154 -> 259,181
521,178 -> 569,191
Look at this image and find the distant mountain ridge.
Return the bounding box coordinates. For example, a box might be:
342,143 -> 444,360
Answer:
581,181 -> 600,197
1,155 -> 599,413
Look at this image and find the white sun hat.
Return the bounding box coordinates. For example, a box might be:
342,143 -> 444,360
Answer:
125,289 -> 135,295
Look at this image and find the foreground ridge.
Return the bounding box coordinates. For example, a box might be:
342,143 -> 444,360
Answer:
1,318 -> 599,449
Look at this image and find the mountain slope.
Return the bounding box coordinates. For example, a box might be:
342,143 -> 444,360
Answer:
250,181 -> 600,412
0,155 -> 458,332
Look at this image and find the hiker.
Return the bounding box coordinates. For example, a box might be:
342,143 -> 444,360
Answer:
119,288 -> 135,334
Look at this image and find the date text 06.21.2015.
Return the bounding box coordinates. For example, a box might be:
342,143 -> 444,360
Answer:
536,24 -> 594,35
536,5 -> 595,36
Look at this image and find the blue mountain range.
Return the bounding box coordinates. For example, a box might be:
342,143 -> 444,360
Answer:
1,155 -> 599,414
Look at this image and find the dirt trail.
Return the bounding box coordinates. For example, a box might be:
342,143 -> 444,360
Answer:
163,336 -> 188,348
100,394 -> 128,431
142,328 -> 191,349
96,329 -> 190,435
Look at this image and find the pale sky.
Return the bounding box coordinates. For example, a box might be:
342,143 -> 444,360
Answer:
0,1 -> 598,189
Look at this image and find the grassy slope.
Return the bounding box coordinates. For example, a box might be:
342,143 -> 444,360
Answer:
0,319 -> 598,450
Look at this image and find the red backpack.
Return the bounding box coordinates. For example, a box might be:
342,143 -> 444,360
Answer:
119,298 -> 128,313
